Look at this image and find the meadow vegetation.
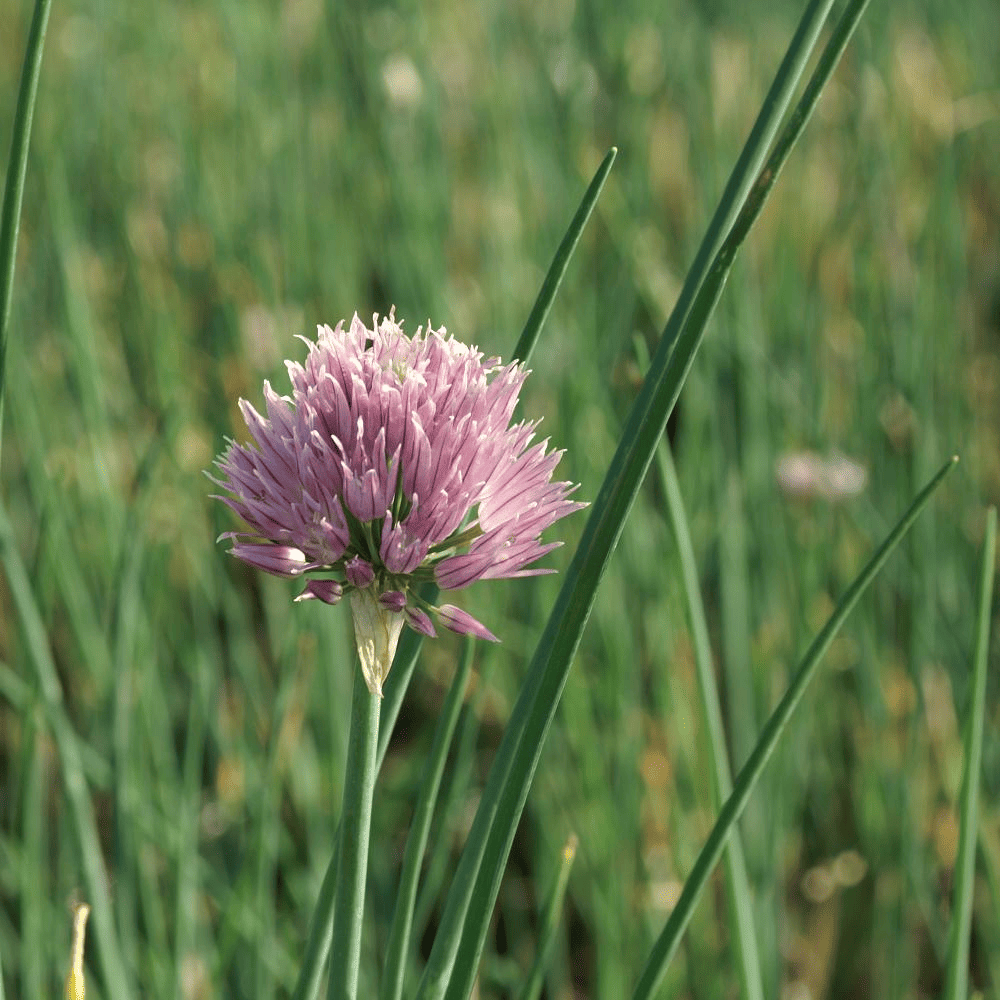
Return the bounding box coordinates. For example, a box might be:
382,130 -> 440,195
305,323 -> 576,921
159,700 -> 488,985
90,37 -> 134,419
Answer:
1,0 -> 998,996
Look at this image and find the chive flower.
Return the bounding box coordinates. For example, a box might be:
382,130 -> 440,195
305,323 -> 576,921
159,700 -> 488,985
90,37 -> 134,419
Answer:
211,311 -> 584,694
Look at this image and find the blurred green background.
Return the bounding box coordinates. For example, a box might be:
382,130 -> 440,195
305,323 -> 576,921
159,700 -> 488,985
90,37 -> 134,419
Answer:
1,0 -> 998,996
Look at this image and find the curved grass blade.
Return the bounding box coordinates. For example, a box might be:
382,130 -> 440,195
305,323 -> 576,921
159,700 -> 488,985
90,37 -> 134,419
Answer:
517,834 -> 577,1000
292,837 -> 341,1000
510,148 -> 617,365
296,142 -> 617,1000
943,506 -> 996,1000
381,638 -> 476,1000
637,337 -> 763,1000
0,0 -> 53,464
379,148 -> 616,759
415,3 -> 842,997
631,457 -> 957,1000
0,499 -> 134,1000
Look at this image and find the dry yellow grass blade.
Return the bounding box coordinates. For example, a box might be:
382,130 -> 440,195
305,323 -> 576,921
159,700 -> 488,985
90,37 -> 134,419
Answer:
64,903 -> 91,1000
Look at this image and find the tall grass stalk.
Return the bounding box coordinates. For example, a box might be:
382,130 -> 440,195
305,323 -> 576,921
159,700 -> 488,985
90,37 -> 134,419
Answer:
517,834 -> 578,1000
0,0 -> 52,463
641,331 -> 763,1000
631,457 -> 957,1000
0,501 -> 133,1000
416,1 -> 849,996
943,506 -> 996,999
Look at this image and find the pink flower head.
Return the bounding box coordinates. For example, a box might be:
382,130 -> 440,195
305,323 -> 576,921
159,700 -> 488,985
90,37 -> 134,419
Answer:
210,310 -> 585,685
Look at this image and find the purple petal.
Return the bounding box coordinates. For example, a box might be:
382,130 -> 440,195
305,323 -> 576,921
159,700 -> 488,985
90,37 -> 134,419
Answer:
345,556 -> 375,588
406,607 -> 437,638
210,309 -> 586,601
230,543 -> 309,577
379,590 -> 407,612
437,604 -> 499,642
294,579 -> 344,605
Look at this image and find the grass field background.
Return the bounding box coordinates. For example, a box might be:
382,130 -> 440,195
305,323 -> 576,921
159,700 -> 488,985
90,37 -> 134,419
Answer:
1,0 -> 998,997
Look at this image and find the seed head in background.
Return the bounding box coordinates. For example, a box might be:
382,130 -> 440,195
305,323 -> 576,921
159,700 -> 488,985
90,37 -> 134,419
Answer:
210,310 -> 585,695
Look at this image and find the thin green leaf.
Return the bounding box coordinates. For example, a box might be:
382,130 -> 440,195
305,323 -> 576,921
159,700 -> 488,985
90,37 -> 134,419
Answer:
632,457 -> 957,1000
0,499 -> 134,1000
511,147 -> 617,365
0,0 -> 53,466
636,335 -> 763,1000
517,834 -> 577,1000
292,836 -> 341,1000
369,151 -> 620,780
415,2 -> 840,996
943,506 -> 996,1000
381,638 -> 476,1000
289,145 -> 622,1000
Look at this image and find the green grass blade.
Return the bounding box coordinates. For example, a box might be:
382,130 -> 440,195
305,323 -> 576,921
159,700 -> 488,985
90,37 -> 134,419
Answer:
292,837 -> 341,1000
655,0 -> 835,359
510,147 -> 617,365
414,3 -> 843,996
631,457 -> 957,1000
517,834 -> 577,1000
375,144 -> 618,770
0,499 -> 133,1000
0,0 -> 52,462
721,0 -> 873,257
943,506 -> 996,1000
638,336 -> 763,1000
326,672 -> 381,1000
381,638 -> 476,1000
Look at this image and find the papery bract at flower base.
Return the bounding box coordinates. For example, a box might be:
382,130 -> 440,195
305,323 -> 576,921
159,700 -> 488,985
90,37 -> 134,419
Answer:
210,309 -> 585,693
349,587 -> 406,696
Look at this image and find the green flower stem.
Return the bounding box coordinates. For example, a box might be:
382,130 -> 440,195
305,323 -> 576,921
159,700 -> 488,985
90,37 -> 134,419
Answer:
326,666 -> 381,1000
631,457 -> 957,1000
645,348 -> 762,1000
295,591 -> 437,1000
943,506 -> 996,1000
301,114 -> 612,1000
380,638 -> 476,1000
0,0 -> 52,463
517,834 -> 578,1000
0,499 -> 133,1000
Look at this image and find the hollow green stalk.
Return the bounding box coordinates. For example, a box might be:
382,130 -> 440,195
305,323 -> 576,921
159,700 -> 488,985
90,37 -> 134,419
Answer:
415,2 -> 839,994
646,348 -> 763,1000
0,0 -> 52,466
943,506 -> 996,1000
326,667 -> 381,1000
631,457 -> 957,1000
518,834 -> 578,1000
296,136 -> 615,1000
380,638 -> 476,1000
